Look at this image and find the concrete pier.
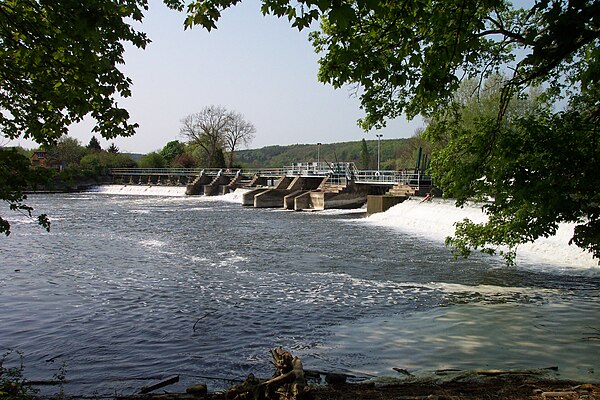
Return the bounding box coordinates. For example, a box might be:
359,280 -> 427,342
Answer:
366,195 -> 408,215
252,176 -> 326,208
284,190 -> 309,209
254,189 -> 290,208
203,173 -> 232,196
242,188 -> 270,206
186,172 -> 213,195
294,183 -> 371,211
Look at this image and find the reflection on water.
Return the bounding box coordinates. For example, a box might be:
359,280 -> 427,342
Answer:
0,192 -> 598,396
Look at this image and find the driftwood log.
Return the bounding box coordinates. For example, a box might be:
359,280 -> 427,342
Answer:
226,348 -> 309,400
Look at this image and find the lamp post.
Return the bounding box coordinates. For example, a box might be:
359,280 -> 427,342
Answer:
317,142 -> 322,173
376,134 -> 383,173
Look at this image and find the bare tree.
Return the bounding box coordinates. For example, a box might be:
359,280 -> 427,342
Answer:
224,111 -> 255,168
180,105 -> 230,168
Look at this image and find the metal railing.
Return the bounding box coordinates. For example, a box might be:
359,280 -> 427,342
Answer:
110,168 -> 204,176
110,167 -> 289,177
354,170 -> 432,187
241,168 -> 288,176
284,162 -> 355,176
109,165 -> 433,187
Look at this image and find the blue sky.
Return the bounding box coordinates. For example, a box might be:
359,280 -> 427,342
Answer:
65,0 -> 423,154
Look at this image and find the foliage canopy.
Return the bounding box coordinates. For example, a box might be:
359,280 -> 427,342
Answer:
0,148 -> 51,235
427,75 -> 599,262
0,0 -> 149,145
1,0 -> 149,234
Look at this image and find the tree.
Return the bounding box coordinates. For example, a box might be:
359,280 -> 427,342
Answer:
180,106 -> 229,168
80,151 -> 135,176
137,152 -> 166,168
170,0 -> 600,261
359,138 -> 370,170
1,0 -> 149,235
47,136 -> 86,166
107,143 -> 120,154
0,148 -> 51,235
87,136 -> 102,152
180,106 -> 254,168
160,140 -> 186,166
224,112 -> 255,168
213,147 -> 227,169
426,76 -> 558,262
172,153 -> 198,168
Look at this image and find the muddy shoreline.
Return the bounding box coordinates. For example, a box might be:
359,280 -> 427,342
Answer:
36,376 -> 598,400
29,369 -> 598,400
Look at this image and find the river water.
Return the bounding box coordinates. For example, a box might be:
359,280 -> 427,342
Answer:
1,186 -> 599,396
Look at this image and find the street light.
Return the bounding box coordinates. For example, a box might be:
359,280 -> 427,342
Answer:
317,142 -> 322,172
376,134 -> 383,173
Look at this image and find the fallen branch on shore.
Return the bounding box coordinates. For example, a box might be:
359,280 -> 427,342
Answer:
109,349 -> 600,400
226,347 -> 308,400
139,376 -> 180,394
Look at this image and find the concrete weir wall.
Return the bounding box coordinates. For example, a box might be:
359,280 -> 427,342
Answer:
253,176 -> 326,208
186,173 -> 213,195
284,190 -> 308,209
366,195 -> 408,215
242,188 -> 269,206
254,189 -> 290,208
203,175 -> 231,196
300,190 -> 368,211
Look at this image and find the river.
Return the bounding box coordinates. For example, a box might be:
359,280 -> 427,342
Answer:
1,186 -> 598,396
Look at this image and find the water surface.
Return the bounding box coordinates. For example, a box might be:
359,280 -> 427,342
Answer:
1,189 -> 598,395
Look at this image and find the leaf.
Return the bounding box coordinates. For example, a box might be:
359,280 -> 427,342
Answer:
327,4 -> 356,30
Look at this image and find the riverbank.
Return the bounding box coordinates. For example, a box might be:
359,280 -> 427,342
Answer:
36,373 -> 599,400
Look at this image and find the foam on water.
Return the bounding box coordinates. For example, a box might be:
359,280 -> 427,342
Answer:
90,185 -> 187,196
139,239 -> 166,248
90,185 -> 249,203
366,198 -> 487,241
312,207 -> 367,216
205,188 -> 249,204
365,198 -> 599,272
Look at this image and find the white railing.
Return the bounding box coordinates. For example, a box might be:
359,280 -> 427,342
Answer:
353,170 -> 432,187
110,165 -> 433,187
110,168 -> 204,176
110,167 -> 286,176
242,168 -> 288,176
284,162 -> 355,176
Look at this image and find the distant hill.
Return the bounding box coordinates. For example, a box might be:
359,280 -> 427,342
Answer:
235,137 -> 431,170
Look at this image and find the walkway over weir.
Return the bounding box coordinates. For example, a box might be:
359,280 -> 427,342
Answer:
110,162 -> 432,188
110,162 -> 433,212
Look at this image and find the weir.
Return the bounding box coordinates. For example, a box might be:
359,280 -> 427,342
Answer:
108,163 -> 433,211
